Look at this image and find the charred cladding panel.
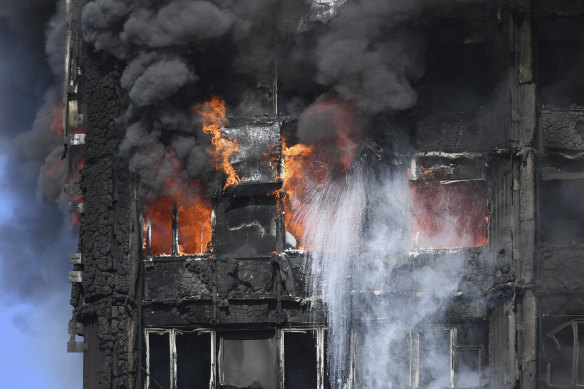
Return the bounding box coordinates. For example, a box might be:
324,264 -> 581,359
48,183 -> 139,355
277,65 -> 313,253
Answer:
223,119 -> 281,185
144,258 -> 213,300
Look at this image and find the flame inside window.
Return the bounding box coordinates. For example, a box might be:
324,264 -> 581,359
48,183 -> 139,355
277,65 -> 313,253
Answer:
411,181 -> 488,248
145,187 -> 212,256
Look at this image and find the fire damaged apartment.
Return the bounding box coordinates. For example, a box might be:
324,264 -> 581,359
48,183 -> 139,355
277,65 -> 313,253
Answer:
61,0 -> 584,388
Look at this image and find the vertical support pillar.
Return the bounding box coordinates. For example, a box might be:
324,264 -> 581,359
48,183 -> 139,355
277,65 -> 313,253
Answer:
510,0 -> 538,386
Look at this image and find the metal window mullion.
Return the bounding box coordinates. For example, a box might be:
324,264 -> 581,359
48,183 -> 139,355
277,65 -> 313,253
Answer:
450,328 -> 457,389
279,330 -> 285,389
573,323 -> 579,386
170,329 -> 177,389
413,332 -> 420,389
145,331 -> 150,389
317,328 -> 325,389
478,347 -> 483,387
218,335 -> 224,386
407,331 -> 413,389
209,331 -> 216,389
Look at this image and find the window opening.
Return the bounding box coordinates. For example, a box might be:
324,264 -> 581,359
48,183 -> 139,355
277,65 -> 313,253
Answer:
218,331 -> 278,389
177,332 -> 212,388
544,318 -> 584,387
411,181 -> 488,249
284,331 -> 318,389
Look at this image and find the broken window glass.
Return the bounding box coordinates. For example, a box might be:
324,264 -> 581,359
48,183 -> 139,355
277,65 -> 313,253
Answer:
148,332 -> 171,389
176,332 -> 211,389
218,331 -> 277,389
284,331 -> 318,389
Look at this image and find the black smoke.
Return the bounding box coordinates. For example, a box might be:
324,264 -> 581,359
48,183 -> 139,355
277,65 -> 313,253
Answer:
82,0 -> 299,197
79,0 -> 487,195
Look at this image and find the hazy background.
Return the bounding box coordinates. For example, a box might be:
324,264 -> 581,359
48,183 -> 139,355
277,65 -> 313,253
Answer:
0,1 -> 82,387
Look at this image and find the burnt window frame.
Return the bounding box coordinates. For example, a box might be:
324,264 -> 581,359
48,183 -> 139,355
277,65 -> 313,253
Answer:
409,327 -> 484,389
144,328 -> 216,389
542,316 -> 584,388
280,328 -> 327,389
408,154 -> 490,251
144,327 -> 327,389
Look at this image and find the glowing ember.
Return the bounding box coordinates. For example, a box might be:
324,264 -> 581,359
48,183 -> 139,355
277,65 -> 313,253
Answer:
145,178 -> 212,256
194,96 -> 241,188
410,181 -> 488,248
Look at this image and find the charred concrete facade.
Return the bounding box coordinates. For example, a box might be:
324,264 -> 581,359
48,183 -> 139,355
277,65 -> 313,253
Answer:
63,0 -> 584,388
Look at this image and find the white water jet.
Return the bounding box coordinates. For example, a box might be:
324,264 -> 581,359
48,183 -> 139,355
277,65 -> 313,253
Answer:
297,161 -> 464,388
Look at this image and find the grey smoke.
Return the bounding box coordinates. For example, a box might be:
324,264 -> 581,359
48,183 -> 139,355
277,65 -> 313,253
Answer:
81,0 -> 302,196
120,0 -> 235,48
313,0 -> 426,113
125,56 -> 197,107
81,0 -> 132,58
297,99 -> 352,144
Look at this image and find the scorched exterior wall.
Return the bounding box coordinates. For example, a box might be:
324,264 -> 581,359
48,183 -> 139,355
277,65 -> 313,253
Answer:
63,0 -> 584,388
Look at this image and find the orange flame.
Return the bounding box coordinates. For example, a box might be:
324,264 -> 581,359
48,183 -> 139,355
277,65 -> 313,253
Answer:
145,177 -> 212,256
194,96 -> 241,188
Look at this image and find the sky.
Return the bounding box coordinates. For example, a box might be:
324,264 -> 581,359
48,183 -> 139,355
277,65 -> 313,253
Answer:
0,1 -> 83,387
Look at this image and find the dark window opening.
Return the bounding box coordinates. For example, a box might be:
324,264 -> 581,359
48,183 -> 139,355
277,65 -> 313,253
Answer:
177,332 -> 211,389
538,18 -> 584,107
149,333 -> 171,389
284,332 -> 318,389
540,180 -> 584,245
218,331 -> 277,389
417,42 -> 492,112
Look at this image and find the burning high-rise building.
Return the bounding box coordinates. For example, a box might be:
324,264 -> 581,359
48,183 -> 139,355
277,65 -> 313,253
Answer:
60,0 -> 584,388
